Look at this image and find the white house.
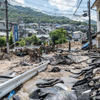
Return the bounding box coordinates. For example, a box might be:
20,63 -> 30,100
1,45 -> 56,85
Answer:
92,0 -> 100,48
72,31 -> 87,41
0,20 -> 10,36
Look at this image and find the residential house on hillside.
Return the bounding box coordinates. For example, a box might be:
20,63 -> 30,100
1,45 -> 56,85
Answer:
0,20 -> 7,36
72,31 -> 87,41
56,24 -> 75,31
25,28 -> 37,37
0,20 -> 17,36
92,0 -> 100,48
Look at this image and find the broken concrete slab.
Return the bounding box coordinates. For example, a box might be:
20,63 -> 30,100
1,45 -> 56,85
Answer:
67,55 -> 89,63
61,77 -> 78,88
29,85 -> 77,100
36,78 -> 64,88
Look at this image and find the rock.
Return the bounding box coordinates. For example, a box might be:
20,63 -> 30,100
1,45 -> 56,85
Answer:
93,68 -> 100,75
49,67 -> 61,72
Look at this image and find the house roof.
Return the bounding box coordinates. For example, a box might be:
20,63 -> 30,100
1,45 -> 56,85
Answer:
73,31 -> 83,34
36,34 -> 49,38
39,36 -> 48,40
92,0 -> 100,8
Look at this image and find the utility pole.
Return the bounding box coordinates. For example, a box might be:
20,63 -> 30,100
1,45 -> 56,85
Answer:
88,0 -> 92,50
5,0 -> 9,54
25,23 -> 26,38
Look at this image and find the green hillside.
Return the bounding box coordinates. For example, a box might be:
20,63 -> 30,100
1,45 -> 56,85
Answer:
0,4 -> 87,25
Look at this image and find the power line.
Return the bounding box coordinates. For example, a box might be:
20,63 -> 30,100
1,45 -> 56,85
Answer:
43,0 -> 87,6
10,0 -> 87,13
73,0 -> 83,15
9,0 -> 88,21
25,0 -> 87,8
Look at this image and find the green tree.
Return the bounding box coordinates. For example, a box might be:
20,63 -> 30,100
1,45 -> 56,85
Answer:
17,38 -> 26,46
9,31 -> 13,45
0,36 -> 6,46
49,28 -> 68,44
30,34 -> 39,45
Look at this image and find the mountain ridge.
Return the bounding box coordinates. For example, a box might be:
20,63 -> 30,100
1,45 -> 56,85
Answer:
0,4 -> 97,26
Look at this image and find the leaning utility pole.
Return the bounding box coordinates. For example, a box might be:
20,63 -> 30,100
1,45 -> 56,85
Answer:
5,0 -> 9,54
88,0 -> 92,50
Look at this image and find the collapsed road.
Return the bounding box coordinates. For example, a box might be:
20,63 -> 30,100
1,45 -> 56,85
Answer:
0,49 -> 100,100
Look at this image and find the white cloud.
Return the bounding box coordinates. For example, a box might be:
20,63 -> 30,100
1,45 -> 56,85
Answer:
9,0 -> 25,6
15,0 -> 24,4
49,0 -> 77,11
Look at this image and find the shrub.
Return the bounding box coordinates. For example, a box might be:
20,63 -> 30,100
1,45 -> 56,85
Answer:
55,38 -> 67,44
9,31 -> 13,45
0,36 -> 6,46
30,34 -> 39,45
17,38 -> 26,46
49,28 -> 68,44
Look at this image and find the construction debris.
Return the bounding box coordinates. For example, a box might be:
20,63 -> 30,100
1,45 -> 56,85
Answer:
50,53 -> 73,65
36,78 -> 64,88
29,83 -> 77,100
71,60 -> 100,100
49,67 -> 61,72
1,43 -> 100,100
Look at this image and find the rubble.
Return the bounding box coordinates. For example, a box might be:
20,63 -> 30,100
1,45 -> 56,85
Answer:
71,60 -> 100,100
1,43 -> 100,100
36,78 -> 64,88
49,67 -> 61,72
29,83 -> 77,100
67,55 -> 89,63
50,53 -> 73,65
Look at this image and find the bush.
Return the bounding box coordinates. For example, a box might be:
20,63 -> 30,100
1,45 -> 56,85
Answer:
30,34 -> 39,45
25,34 -> 39,45
0,36 -> 6,46
17,40 -> 26,46
9,31 -> 13,45
49,28 -> 68,44
55,38 -> 68,44
17,38 -> 26,46
25,37 -> 31,44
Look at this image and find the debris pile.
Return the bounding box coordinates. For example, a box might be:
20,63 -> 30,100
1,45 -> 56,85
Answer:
1,47 -> 100,100
57,41 -> 82,49
28,48 -> 42,62
29,78 -> 77,100
50,52 -> 89,65
50,53 -> 73,65
71,60 -> 100,100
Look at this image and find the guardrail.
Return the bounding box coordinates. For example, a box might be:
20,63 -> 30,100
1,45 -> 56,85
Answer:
0,61 -> 50,98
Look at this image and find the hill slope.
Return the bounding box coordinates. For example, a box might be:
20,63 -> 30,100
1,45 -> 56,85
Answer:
0,4 -> 88,25
85,20 -> 97,25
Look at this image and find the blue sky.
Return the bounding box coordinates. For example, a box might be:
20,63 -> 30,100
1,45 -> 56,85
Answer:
11,0 -> 97,21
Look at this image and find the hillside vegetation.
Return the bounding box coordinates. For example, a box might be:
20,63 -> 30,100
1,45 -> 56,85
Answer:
0,4 -> 90,25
